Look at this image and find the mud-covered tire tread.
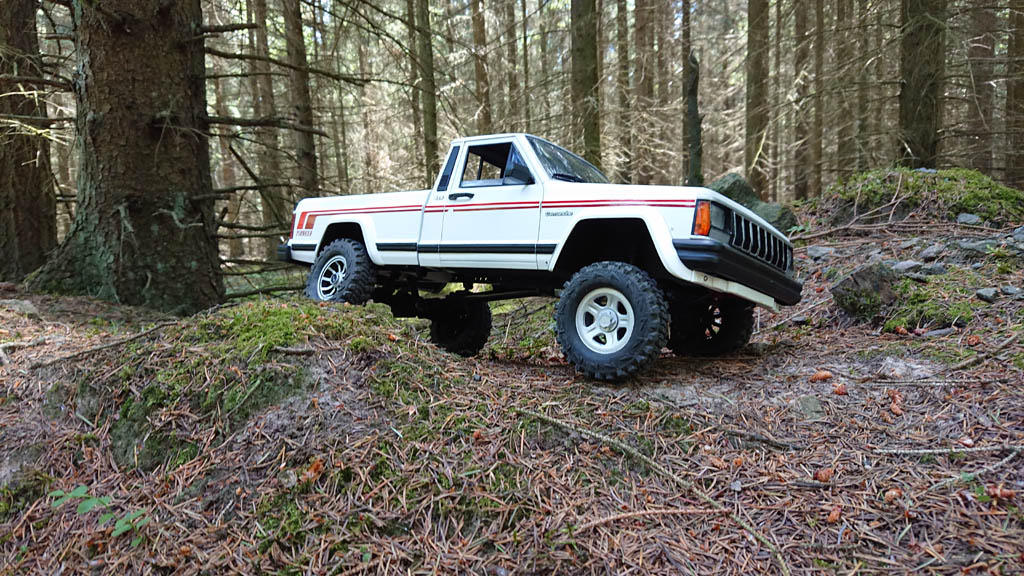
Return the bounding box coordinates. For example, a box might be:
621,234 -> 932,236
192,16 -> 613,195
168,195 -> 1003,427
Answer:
668,297 -> 754,356
429,300 -> 492,357
304,238 -> 377,304
555,261 -> 669,381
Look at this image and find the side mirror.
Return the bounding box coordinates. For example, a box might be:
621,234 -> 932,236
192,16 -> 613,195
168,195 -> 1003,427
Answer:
503,162 -> 534,186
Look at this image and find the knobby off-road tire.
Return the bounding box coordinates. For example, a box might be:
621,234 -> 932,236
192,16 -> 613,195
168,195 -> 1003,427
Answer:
305,238 -> 376,304
556,261 -> 669,381
668,297 -> 755,356
429,299 -> 492,356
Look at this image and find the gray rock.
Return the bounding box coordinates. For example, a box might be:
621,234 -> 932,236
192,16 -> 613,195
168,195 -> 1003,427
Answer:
1001,286 -> 1021,296
793,395 -> 824,421
789,315 -> 810,326
920,263 -> 947,276
707,173 -> 798,233
830,263 -> 899,321
1012,225 -> 1024,244
971,262 -> 985,270
957,213 -> 982,225
922,327 -> 955,338
958,239 -> 999,256
893,260 -> 923,274
0,299 -> 39,319
919,243 -> 945,262
976,288 -> 999,303
807,245 -> 836,261
877,357 -> 934,380
898,239 -> 919,250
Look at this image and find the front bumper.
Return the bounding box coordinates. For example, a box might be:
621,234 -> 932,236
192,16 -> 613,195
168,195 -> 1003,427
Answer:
277,244 -> 296,264
674,237 -> 803,306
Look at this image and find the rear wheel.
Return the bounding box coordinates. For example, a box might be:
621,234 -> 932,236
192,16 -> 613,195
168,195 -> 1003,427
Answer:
668,297 -> 755,356
555,262 -> 668,381
429,300 -> 492,356
305,238 -> 376,304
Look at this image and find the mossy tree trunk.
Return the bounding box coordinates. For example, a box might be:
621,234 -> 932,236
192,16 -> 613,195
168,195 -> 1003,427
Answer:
27,0 -> 223,314
0,0 -> 56,282
744,0 -> 770,199
571,0 -> 601,171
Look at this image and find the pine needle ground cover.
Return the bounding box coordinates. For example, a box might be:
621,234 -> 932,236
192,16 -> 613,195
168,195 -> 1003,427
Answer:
2,182 -> 1023,573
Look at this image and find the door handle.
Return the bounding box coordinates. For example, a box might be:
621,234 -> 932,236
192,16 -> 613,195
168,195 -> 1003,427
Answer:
448,192 -> 474,201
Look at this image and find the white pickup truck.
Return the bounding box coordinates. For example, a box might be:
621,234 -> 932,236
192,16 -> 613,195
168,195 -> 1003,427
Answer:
279,133 -> 801,380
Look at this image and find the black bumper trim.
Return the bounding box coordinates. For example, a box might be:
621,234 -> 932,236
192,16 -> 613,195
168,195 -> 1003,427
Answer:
277,243 -> 314,264
674,238 -> 803,306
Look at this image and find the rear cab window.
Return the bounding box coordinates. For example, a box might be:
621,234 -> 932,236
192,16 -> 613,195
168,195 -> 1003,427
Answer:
459,142 -> 532,188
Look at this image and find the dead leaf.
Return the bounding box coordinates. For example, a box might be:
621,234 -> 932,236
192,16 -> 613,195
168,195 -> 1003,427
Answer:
472,429 -> 484,442
826,505 -> 842,524
890,403 -> 904,416
810,370 -> 834,383
832,383 -> 848,395
966,334 -> 981,347
894,326 -> 909,335
815,467 -> 834,483
387,333 -> 399,342
958,436 -> 974,448
300,458 -> 325,484
884,487 -> 902,503
732,456 -> 744,468
710,456 -> 728,470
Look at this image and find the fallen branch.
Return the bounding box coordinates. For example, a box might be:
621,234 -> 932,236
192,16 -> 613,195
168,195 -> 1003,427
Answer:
924,447 -> 1022,494
0,336 -> 48,365
874,445 -> 1024,456
515,407 -> 791,576
720,425 -> 804,451
206,115 -> 329,137
944,331 -> 1020,374
31,320 -> 178,369
227,285 -> 304,299
576,507 -> 724,532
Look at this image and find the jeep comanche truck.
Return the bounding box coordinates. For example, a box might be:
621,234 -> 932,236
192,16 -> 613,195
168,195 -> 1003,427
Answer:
279,133 -> 801,380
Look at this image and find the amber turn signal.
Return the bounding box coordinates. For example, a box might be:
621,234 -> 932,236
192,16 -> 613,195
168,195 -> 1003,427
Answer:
693,200 -> 711,236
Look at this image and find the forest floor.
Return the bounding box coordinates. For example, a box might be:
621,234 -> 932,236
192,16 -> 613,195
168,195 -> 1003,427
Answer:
2,198 -> 1023,574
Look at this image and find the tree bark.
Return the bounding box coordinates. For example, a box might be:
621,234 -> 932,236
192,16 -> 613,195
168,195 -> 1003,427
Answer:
966,6 -> 995,174
633,0 -> 654,185
681,0 -> 692,186
250,0 -> 288,259
770,0 -> 781,200
471,0 -> 493,134
416,0 -> 439,180
521,0 -> 531,132
0,0 -> 56,281
745,0 -> 770,199
1009,2 -> 1024,189
811,0 -> 824,196
405,0 -> 424,185
855,0 -> 869,172
28,0 -> 223,313
835,0 -> 855,177
212,76 -> 243,259
283,0 -> 318,195
571,0 -> 602,170
504,0 -> 519,130
897,0 -> 947,169
793,0 -> 811,200
685,50 -> 703,186
616,0 -> 632,183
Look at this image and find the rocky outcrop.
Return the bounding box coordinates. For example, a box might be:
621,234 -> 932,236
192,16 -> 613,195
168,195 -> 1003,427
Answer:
708,173 -> 798,233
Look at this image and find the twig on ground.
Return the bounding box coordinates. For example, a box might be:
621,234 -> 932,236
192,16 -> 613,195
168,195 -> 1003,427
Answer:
576,507 -> 725,532
924,447 -> 1022,494
0,336 -> 48,365
874,445 -> 1024,456
31,321 -> 178,369
515,406 -> 792,576
944,331 -> 1020,374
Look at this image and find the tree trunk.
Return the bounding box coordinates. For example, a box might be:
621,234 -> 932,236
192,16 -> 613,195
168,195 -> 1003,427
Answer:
897,0 -> 946,169
416,0 -> 439,180
571,0 -> 602,169
770,0 -> 781,200
406,0 -> 424,185
835,0 -> 854,177
744,0 -> 770,199
616,0 -> 632,183
811,0 -> 824,196
212,76 -> 243,259
855,0 -> 869,172
633,0 -> 654,185
1009,2 -> 1024,189
283,0 -> 318,195
685,50 -> 703,186
966,6 -> 995,174
681,0 -> 692,186
0,0 -> 56,281
28,0 -> 223,313
793,0 -> 811,201
251,0 -> 287,259
471,0 -> 493,133
504,0 -> 519,130
521,0 -> 531,132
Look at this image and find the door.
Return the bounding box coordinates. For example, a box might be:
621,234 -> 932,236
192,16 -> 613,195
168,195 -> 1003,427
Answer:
438,140 -> 543,269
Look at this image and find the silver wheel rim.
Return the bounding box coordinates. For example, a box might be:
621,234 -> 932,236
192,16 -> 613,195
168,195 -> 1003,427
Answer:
317,255 -> 348,300
575,287 -> 634,354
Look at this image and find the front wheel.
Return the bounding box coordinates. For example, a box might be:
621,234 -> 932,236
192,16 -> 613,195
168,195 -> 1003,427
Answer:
305,238 -> 376,304
555,262 -> 668,381
429,299 -> 492,356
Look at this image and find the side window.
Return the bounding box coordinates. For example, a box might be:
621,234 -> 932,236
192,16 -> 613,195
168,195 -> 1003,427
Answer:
459,142 -> 532,188
436,145 -> 460,192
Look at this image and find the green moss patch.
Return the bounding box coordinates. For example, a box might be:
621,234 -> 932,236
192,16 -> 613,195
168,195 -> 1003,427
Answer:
829,168 -> 1024,224
881,268 -> 985,333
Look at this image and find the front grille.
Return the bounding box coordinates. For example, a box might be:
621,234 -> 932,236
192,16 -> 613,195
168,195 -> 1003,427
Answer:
730,212 -> 792,273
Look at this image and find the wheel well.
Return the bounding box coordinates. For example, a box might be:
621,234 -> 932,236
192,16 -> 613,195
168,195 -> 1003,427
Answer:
553,219 -> 667,278
318,222 -> 365,254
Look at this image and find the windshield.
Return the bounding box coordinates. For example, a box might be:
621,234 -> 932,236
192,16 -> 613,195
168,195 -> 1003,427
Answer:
528,136 -> 609,184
